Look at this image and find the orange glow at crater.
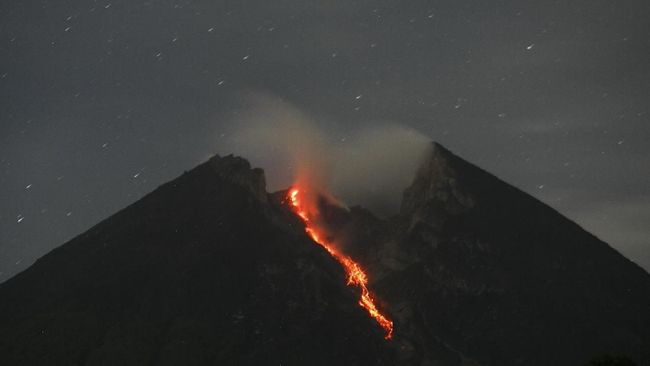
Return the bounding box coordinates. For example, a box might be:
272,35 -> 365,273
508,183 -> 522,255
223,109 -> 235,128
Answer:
288,188 -> 394,340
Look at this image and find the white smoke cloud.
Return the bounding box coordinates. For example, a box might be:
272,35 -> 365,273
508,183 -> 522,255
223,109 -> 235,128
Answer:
218,93 -> 432,215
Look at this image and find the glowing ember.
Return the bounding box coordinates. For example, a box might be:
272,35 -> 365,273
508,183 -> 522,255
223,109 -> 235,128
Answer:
288,188 -> 394,340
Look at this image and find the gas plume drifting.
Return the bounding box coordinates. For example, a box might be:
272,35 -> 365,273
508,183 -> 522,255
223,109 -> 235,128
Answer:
220,94 -> 428,339
330,125 -> 433,214
221,94 -> 432,215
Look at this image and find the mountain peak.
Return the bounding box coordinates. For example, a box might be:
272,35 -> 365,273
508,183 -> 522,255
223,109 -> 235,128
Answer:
384,141 -> 650,365
400,142 -> 475,222
197,154 -> 268,203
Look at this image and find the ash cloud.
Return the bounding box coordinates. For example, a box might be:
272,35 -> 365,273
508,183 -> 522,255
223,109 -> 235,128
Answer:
219,93 -> 432,215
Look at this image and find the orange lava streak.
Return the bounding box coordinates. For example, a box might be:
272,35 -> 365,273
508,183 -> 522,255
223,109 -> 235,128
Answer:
288,188 -> 394,340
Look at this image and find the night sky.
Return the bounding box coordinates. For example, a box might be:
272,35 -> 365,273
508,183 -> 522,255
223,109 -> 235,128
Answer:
1,0 -> 649,282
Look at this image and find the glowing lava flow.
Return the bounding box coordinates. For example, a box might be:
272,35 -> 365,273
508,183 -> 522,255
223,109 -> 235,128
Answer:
288,188 -> 394,340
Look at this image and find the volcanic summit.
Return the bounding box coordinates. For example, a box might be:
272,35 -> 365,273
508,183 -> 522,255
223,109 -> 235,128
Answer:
1,142 -> 649,366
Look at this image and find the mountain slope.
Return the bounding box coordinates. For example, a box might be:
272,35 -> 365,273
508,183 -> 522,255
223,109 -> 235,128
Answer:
0,156 -> 392,365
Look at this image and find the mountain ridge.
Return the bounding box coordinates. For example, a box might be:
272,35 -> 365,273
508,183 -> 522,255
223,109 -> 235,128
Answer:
372,142 -> 650,365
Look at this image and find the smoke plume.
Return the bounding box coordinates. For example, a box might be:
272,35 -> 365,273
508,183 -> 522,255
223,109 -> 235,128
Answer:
219,93 -> 432,215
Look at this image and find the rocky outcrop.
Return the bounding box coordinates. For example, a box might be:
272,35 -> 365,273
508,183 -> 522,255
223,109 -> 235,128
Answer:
206,155 -> 268,204
401,143 -> 475,219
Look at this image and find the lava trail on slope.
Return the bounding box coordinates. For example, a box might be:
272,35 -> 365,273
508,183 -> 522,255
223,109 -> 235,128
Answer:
288,188 -> 393,340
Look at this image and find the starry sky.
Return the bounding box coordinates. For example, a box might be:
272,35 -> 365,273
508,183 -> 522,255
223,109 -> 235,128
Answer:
1,0 -> 649,281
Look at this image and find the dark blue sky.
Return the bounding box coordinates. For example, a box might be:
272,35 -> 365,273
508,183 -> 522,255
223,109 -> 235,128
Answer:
1,0 -> 649,281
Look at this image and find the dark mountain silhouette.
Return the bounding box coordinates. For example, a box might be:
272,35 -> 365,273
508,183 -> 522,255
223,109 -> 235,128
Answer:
340,143 -> 650,365
1,142 -> 649,365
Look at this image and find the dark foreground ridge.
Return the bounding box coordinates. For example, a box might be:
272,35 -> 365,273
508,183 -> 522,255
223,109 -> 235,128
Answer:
1,144 -> 649,366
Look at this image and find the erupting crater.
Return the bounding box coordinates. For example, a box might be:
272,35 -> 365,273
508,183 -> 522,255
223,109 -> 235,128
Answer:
288,188 -> 394,340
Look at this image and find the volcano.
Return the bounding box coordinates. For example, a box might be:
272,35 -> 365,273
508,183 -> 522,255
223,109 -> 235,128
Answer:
1,142 -> 649,366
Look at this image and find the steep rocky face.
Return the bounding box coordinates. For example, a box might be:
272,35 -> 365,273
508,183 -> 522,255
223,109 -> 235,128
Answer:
401,143 -> 475,220
366,143 -> 650,366
0,155 -> 393,366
